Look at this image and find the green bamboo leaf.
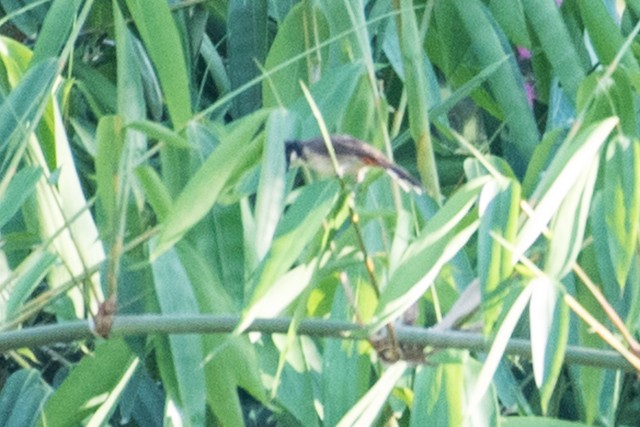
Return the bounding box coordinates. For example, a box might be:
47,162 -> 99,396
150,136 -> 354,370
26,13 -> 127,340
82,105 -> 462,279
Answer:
266,336 -> 319,426
154,110 -> 269,257
451,0 -> 539,171
95,115 -> 125,245
397,0 -> 439,198
501,417 -> 591,427
603,136 -> 640,288
0,35 -> 32,77
337,362 -> 408,427
2,249 -> 57,324
375,177 -> 488,328
0,166 -> 41,229
477,177 -> 520,334
0,58 -> 57,154
211,204 -> 247,305
0,370 -> 51,427
241,261 -> 317,331
239,181 -> 340,331
125,0 -> 192,128
30,87 -> 106,319
117,368 -> 164,425
411,357 -> 497,426
0,2 -> 48,36
270,335 -> 325,427
544,147 -> 600,279
263,2 -> 329,107
469,282 -> 533,413
200,34 -> 231,98
516,117 -> 618,261
577,70 -> 636,136
204,1 -> 227,21
522,0 -> 586,98
254,108 -> 295,261
228,0 -> 268,117
579,0 -> 640,73
174,241 -> 267,425
114,2 -> 145,124
583,204 -> 640,420
135,165 -> 172,221
529,277 -> 569,413
132,29 -> 164,121
589,193 -> 639,312
72,63 -> 118,116
40,339 -> 137,427
322,290 -> 371,426
127,120 -> 190,149
319,0 -> 372,67
490,0 -> 529,47
382,13 -> 441,112
430,56 -> 508,120
521,128 -> 565,198
150,243 -> 205,426
295,62 -> 365,138
572,247 -> 608,424
30,0 -> 82,64
338,75 -> 378,145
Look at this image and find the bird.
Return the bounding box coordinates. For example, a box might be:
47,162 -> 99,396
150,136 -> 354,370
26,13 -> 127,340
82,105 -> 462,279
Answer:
285,135 -> 423,193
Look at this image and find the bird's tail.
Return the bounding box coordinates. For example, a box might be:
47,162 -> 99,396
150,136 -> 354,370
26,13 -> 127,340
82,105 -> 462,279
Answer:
384,165 -> 424,194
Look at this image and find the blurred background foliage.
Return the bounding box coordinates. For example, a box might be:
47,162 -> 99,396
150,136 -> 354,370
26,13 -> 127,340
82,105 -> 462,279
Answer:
1,0 -> 640,425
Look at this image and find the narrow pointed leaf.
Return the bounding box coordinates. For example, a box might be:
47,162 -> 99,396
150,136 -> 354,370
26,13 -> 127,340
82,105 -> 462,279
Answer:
477,177 -> 520,334
337,362 -> 408,427
603,136 -> 640,288
155,110 -> 269,257
151,243 -> 205,426
516,117 -> 618,260
529,277 -> 568,413
375,178 -> 488,328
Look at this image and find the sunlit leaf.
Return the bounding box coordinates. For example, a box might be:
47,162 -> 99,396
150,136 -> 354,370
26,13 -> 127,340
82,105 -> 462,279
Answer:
337,362 -> 408,427
155,110 -> 269,257
40,339 -> 137,426
529,277 -> 569,413
125,0 -> 192,128
0,166 -> 41,229
544,146 -> 600,278
239,181 -> 340,331
516,117 -> 618,260
375,177 -> 488,328
603,136 -> 640,289
254,108 -> 295,261
477,176 -> 520,334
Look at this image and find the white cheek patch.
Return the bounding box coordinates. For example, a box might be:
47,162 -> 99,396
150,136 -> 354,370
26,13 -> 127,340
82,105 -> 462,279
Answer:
287,149 -> 306,169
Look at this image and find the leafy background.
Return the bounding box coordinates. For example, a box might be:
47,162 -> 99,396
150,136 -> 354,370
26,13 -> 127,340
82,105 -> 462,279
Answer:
1,0 -> 640,426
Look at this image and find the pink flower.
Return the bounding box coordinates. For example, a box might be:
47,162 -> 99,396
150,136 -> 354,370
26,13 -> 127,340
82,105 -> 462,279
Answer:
517,46 -> 532,60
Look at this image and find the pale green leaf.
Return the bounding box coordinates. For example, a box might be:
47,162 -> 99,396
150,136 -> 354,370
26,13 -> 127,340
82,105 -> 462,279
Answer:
337,362 -> 408,427
603,136 -> 640,288
40,339 -> 136,427
151,242 -> 205,426
516,117 -> 618,261
155,110 -> 269,257
125,0 -> 192,128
